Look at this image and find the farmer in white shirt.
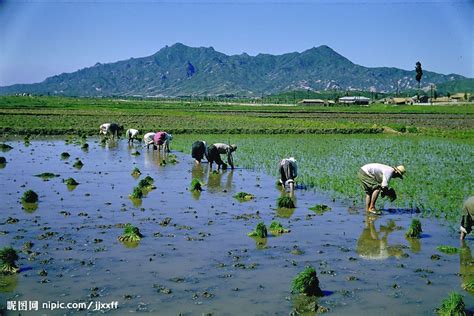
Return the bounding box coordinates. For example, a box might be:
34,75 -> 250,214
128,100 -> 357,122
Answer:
207,143 -> 237,171
279,157 -> 297,193
358,163 -> 406,215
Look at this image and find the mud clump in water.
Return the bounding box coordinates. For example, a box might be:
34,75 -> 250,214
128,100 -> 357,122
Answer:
131,168 -> 141,177
436,291 -> 466,316
0,247 -> 20,274
269,221 -> 290,234
248,222 -> 268,238
64,178 -> 79,186
81,143 -> 89,150
277,196 -> 295,208
190,178 -> 202,192
0,144 -> 13,152
60,152 -> 70,159
35,173 -> 60,180
437,246 -> 459,254
291,266 -> 324,297
309,204 -> 331,215
118,224 -> 143,243
21,190 -> 38,203
405,219 -> 422,239
73,159 -> 84,169
234,192 -> 255,201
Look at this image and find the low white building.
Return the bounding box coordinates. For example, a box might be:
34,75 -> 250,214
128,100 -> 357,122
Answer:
338,96 -> 370,105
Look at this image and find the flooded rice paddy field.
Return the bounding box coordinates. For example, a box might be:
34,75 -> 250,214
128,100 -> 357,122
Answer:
1,138 -> 473,315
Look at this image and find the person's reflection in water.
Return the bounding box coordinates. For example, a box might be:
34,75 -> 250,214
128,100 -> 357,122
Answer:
460,241 -> 474,292
356,216 -> 403,260
191,163 -> 206,183
207,170 -> 233,193
144,149 -> 165,169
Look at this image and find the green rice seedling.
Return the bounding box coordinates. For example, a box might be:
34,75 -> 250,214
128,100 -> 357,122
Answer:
291,266 -> 324,297
21,190 -> 38,203
167,154 -> 178,164
269,221 -> 290,234
129,186 -> 143,199
291,294 -> 319,314
118,224 -> 143,243
131,167 -> 141,177
405,219 -> 423,238
190,178 -> 202,192
0,144 -> 13,152
64,178 -> 79,186
462,280 -> 474,292
81,143 -> 89,150
73,159 -> 84,169
248,222 -> 268,238
0,247 -> 19,274
60,152 -> 70,159
277,196 -> 295,208
309,204 -> 331,215
0,157 -> 6,164
131,150 -> 140,156
138,176 -> 155,189
437,246 -> 460,254
34,173 -> 59,180
436,292 -> 466,316
234,192 -> 255,201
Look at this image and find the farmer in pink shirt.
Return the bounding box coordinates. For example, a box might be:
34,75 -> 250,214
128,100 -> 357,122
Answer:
153,132 -> 173,152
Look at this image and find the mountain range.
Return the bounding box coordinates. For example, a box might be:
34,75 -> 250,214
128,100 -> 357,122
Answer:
0,43 -> 469,97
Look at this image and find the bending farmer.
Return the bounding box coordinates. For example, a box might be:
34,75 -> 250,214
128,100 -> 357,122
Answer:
279,157 -> 297,192
358,163 -> 405,215
191,141 -> 208,164
460,196 -> 474,240
207,143 -> 237,170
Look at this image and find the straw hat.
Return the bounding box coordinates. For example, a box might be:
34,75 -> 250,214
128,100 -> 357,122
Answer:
394,165 -> 406,177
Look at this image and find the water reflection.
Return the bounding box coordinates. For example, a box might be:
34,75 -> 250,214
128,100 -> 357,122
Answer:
0,273 -> 18,292
207,170 -> 233,193
356,216 -> 403,260
460,241 -> 474,293
191,163 -> 207,184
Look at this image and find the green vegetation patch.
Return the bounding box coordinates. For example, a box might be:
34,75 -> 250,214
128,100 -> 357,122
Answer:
0,144 -> 13,152
64,178 -> 79,186
138,176 -> 155,190
436,292 -> 466,316
248,222 -> 268,238
35,172 -> 60,180
234,192 -> 255,201
73,159 -> 84,169
21,190 -> 38,203
437,246 -> 459,254
131,167 -> 141,177
277,196 -> 295,208
190,178 -> 203,192
269,221 -> 290,234
291,266 -> 324,297
118,224 -> 143,243
462,280 -> 474,292
0,157 -> 6,164
309,204 -> 331,215
0,247 -> 19,274
60,152 -> 70,159
129,186 -> 144,199
405,219 -> 423,239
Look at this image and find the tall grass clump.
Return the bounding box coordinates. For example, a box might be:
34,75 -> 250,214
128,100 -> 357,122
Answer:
277,196 -> 295,208
118,224 -> 143,242
190,178 -> 202,192
405,219 -> 422,238
21,190 -> 38,203
291,266 -> 323,297
248,222 -> 268,238
0,247 -> 19,274
436,292 -> 466,316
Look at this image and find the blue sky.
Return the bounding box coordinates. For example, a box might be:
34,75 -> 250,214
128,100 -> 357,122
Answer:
0,0 -> 472,86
